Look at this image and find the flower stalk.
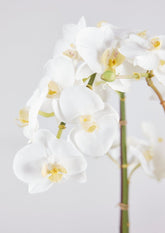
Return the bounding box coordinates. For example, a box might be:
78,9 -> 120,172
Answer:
119,92 -> 129,233
56,122 -> 66,139
86,73 -> 97,89
145,75 -> 165,112
128,163 -> 141,184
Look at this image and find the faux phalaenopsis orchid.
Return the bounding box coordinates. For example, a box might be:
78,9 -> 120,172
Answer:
14,17 -> 165,233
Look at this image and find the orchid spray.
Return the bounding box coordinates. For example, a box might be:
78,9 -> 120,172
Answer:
14,17 -> 165,233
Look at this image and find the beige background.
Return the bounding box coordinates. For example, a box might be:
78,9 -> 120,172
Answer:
1,0 -> 165,232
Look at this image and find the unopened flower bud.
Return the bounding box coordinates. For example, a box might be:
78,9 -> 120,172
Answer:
101,70 -> 116,82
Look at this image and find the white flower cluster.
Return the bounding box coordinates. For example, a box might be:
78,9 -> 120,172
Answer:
14,17 -> 165,193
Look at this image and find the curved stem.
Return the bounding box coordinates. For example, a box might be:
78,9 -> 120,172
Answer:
128,163 -> 141,184
119,92 -> 129,233
145,77 -> 165,112
107,152 -> 120,167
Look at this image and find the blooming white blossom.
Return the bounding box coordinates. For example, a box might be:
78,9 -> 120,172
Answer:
108,132 -> 144,175
75,23 -> 140,92
13,130 -> 87,193
53,86 -> 118,157
38,56 -> 75,114
54,17 -> 86,61
119,32 -> 165,85
17,89 -> 47,139
138,122 -> 165,180
110,122 -> 165,180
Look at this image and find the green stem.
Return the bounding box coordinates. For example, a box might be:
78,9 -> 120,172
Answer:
86,73 -> 97,89
119,92 -> 129,233
56,122 -> 66,139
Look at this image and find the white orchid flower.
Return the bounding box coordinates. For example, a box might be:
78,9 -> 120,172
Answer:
110,122 -> 165,180
17,55 -> 76,139
69,105 -> 118,157
139,122 -> 165,180
17,89 -> 47,139
38,55 -> 103,116
76,25 -> 115,73
97,21 -> 136,41
13,129 -> 87,193
38,55 -> 75,115
18,56 -> 98,139
76,25 -> 138,92
52,86 -> 119,157
54,16 -> 86,62
108,133 -> 146,175
52,85 -> 104,121
119,33 -> 165,74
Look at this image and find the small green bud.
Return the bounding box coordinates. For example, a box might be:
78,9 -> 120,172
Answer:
101,70 -> 116,82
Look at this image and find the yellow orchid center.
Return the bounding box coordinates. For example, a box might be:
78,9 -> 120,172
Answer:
63,49 -> 78,59
151,37 -> 162,49
80,115 -> 98,133
47,81 -> 60,98
160,60 -> 165,66
41,163 -> 67,183
137,30 -> 147,38
109,58 -> 117,67
17,108 -> 29,127
143,150 -> 153,161
101,48 -> 125,71
63,43 -> 81,60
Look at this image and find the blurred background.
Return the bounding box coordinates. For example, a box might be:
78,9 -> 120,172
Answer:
1,0 -> 165,232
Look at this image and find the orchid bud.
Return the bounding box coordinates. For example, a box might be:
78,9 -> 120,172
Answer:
101,70 -> 116,82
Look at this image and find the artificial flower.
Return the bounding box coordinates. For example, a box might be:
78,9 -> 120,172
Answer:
119,33 -> 165,86
139,122 -> 165,180
52,86 -> 119,157
13,129 -> 87,193
110,122 -> 165,180
17,89 -> 47,139
76,25 -> 139,92
54,16 -> 86,62
38,56 -> 75,114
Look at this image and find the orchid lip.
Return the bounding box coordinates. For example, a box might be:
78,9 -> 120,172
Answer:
41,163 -> 67,183
80,115 -> 98,133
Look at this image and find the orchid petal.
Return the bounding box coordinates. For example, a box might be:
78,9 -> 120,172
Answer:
45,56 -> 75,88
134,53 -> 159,70
49,139 -> 87,175
69,114 -> 118,157
13,143 -> 46,184
57,86 -> 104,122
76,27 -> 113,72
